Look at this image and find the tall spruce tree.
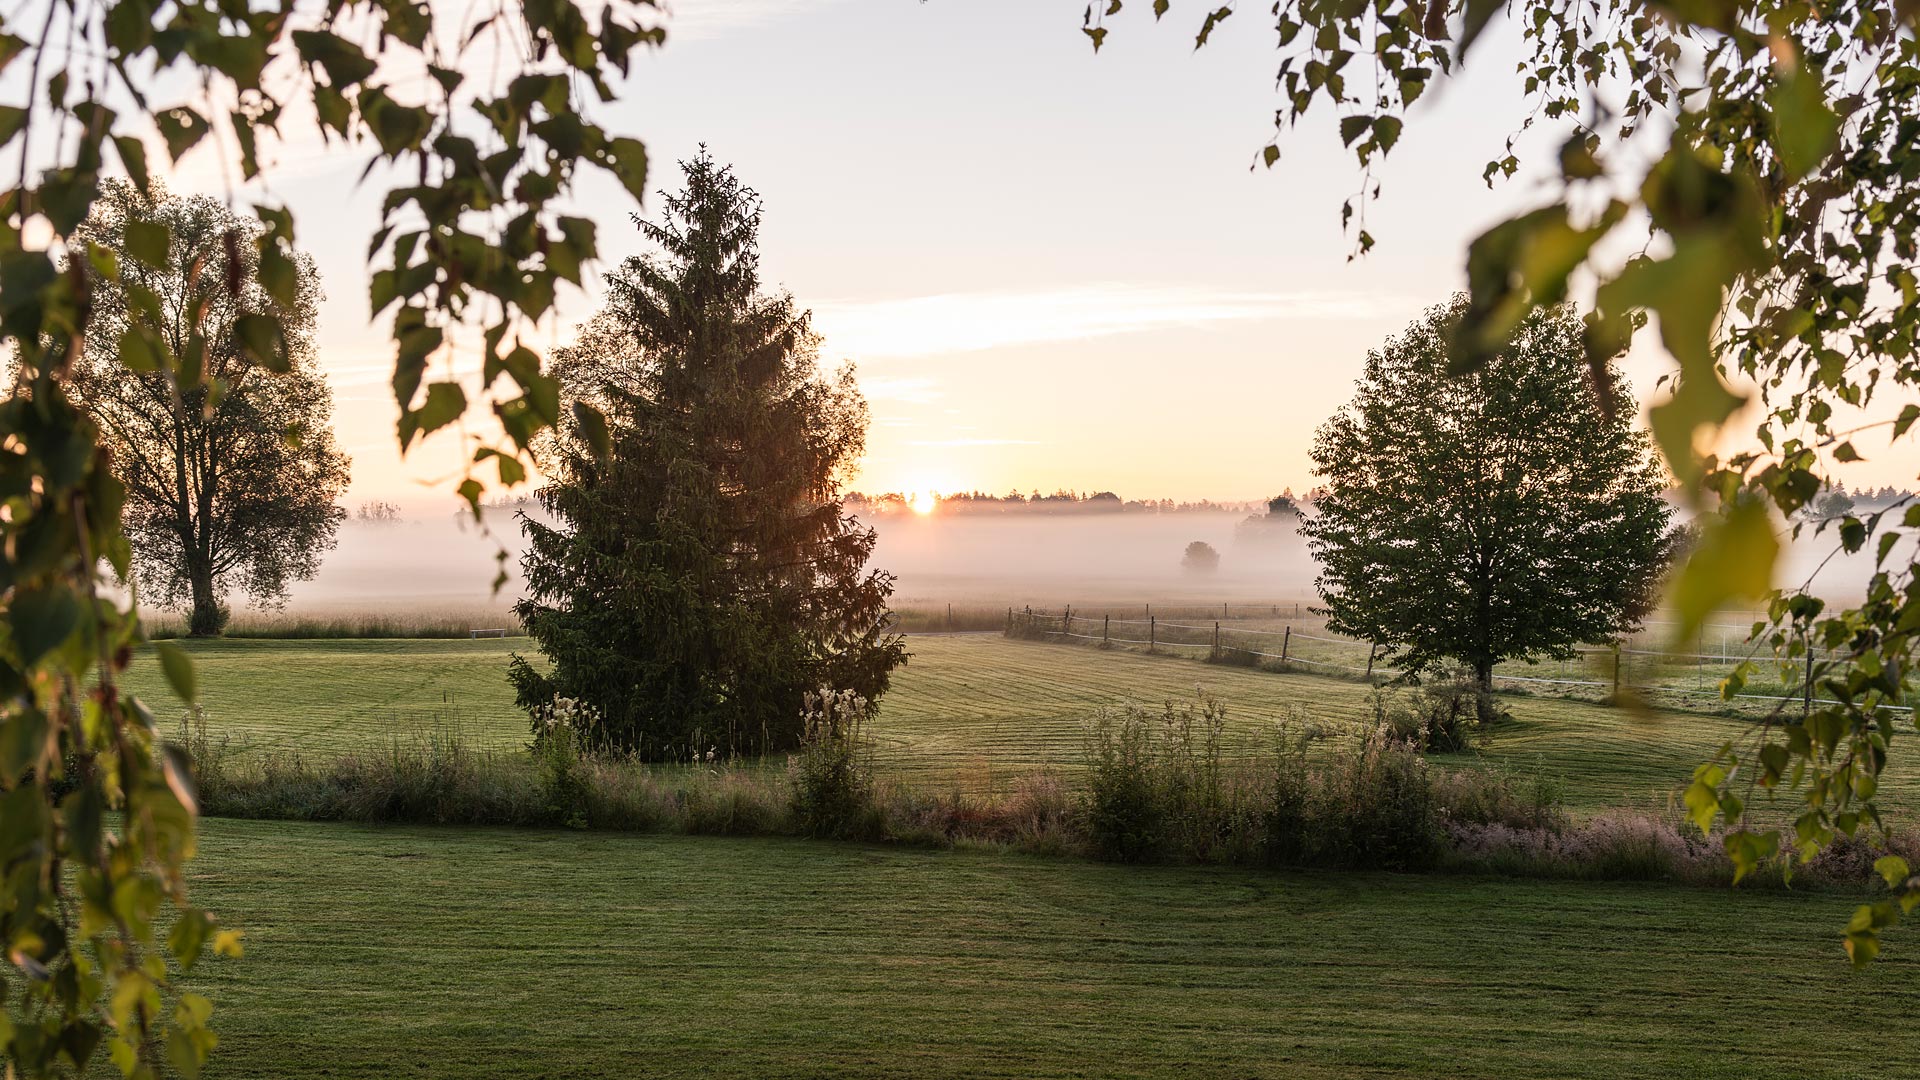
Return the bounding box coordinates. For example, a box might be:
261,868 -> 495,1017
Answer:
510,152 -> 904,757
1302,297 -> 1674,694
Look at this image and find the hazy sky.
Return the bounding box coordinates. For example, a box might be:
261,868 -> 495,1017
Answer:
161,0 -> 1920,510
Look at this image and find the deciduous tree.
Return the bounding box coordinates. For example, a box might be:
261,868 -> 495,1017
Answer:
509,152 -> 906,757
1181,540 -> 1221,572
1080,0 -> 1920,958
68,184 -> 349,636
1303,298 -> 1672,693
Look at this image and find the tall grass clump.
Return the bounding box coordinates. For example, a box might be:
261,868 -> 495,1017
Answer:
1083,694 -> 1259,862
1271,723 -> 1442,869
1370,670 -> 1497,753
788,688 -> 882,839
531,695 -> 597,829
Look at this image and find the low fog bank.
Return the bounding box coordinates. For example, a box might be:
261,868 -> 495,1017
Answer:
870,512 -> 1318,608
220,506 -> 1910,623
262,515 -> 534,617
238,509 -> 1319,619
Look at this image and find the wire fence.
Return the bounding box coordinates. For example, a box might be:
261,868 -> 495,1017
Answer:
1003,605 -> 1910,718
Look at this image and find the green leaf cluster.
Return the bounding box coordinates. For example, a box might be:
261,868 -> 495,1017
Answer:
0,0 -> 664,1070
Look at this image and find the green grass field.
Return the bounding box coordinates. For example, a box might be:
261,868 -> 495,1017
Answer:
178,818 -> 1915,1079
123,633 -> 1914,813
112,635 -> 1920,1077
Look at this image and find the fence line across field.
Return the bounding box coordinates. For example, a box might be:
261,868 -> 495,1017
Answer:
1023,609 -> 1847,667
1005,606 -> 1911,716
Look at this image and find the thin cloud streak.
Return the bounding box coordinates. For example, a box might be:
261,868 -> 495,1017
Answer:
858,374 -> 943,404
812,284 -> 1421,360
907,438 -> 1042,448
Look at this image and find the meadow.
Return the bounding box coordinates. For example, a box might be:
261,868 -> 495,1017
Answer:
108,629 -> 1920,1078
172,818 -> 1915,1079
126,632 -> 1913,813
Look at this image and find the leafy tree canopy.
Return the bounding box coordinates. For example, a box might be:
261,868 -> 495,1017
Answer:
68,183 -> 349,636
1083,0 -> 1920,961
510,152 -> 906,758
1303,298 -> 1674,689
0,0 -> 662,1070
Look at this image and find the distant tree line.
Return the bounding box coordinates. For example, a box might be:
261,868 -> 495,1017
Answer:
845,490 -> 1273,516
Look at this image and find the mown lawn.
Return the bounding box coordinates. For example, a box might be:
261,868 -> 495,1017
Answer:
123,633 -> 1913,812
180,818 -> 1913,1080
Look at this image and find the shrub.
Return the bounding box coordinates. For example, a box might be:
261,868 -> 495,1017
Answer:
530,695 -> 599,829
1371,671 -> 1497,753
1315,725 -> 1443,869
1205,645 -> 1262,669
1083,694 -> 1255,862
1083,702 -> 1171,861
1432,763 -> 1566,832
789,688 -> 881,839
1444,813 -> 1717,882
1262,717 -> 1538,871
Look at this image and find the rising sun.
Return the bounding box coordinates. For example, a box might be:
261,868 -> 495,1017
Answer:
911,491 -> 938,515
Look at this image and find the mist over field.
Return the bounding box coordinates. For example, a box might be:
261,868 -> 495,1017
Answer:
260,508 -> 1316,617
240,503 -> 1909,623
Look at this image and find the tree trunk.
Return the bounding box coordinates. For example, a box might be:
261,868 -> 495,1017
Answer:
186,560 -> 224,636
1473,659 -> 1497,724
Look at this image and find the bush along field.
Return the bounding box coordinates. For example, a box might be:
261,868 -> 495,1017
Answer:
129,634 -> 1920,812
173,661 -> 1919,897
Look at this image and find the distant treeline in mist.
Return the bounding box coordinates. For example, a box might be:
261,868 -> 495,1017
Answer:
846,489 -> 1316,517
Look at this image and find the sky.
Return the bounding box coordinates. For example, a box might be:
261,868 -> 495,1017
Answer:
156,0 -> 1920,511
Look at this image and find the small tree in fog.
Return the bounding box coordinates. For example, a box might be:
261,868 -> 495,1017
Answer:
65,183 -> 348,636
1182,541 -> 1220,573
510,152 -> 905,757
1302,298 -> 1672,694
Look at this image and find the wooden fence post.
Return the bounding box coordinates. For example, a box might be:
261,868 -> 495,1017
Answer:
1612,645 -> 1621,699
1103,615 -> 1110,645
1213,620 -> 1220,653
1804,631 -> 1814,719
1282,626 -> 1290,663
1006,607 -> 1013,633
1149,615 -> 1156,652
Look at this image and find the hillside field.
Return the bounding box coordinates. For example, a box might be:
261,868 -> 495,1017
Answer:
123,633 -> 1915,813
